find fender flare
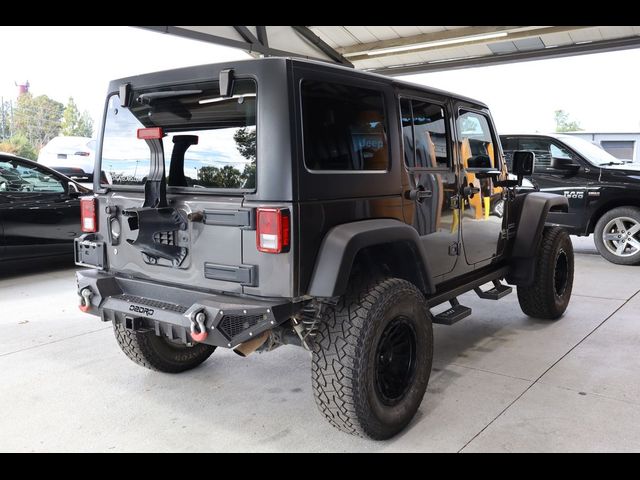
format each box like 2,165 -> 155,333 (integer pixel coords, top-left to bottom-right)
307,219 -> 435,298
507,192 -> 569,286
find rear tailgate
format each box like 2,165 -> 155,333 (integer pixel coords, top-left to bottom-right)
98,192 -> 248,295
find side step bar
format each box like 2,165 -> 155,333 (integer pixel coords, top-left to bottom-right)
433,298 -> 472,325
431,279 -> 512,326
474,280 -> 512,300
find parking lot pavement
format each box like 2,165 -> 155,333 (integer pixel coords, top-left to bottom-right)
1,253 -> 639,452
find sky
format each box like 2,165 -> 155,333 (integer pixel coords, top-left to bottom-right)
2,26 -> 640,136
401,48 -> 640,134
0,26 -> 250,128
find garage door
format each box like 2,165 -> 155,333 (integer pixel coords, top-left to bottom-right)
600,140 -> 634,160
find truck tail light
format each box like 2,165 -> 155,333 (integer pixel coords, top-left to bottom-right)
80,197 -> 97,233
256,208 -> 290,253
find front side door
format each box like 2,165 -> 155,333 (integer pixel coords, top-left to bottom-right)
400,96 -> 459,278
456,108 -> 507,266
0,158 -> 78,259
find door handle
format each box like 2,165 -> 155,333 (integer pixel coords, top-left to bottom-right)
405,188 -> 433,203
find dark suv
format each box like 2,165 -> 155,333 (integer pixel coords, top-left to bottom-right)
501,134 -> 640,265
75,58 -> 573,439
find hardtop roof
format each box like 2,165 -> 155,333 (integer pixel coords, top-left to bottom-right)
107,57 -> 488,109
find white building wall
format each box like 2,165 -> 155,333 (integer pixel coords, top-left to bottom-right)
565,132 -> 640,163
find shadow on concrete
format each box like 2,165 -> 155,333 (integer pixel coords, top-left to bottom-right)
0,256 -> 75,279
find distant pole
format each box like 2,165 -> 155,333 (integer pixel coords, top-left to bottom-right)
9,99 -> 13,137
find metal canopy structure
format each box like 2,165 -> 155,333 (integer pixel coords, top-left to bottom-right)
140,26 -> 640,75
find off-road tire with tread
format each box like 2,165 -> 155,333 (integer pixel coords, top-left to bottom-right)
113,321 -> 215,373
517,227 -> 574,320
311,277 -> 433,440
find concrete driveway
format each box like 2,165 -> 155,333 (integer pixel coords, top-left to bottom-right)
1,237 -> 639,452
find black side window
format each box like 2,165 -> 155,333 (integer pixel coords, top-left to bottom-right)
401,98 -> 450,169
457,111 -> 499,170
301,80 -> 388,171
520,138 -> 554,168
0,160 -> 64,193
500,137 -> 519,170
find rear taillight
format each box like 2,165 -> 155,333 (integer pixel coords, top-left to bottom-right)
80,197 -> 97,233
256,208 -> 290,254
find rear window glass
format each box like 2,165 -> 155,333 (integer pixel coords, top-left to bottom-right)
100,79 -> 257,189
301,80 -> 389,171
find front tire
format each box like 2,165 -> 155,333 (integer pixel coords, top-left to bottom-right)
594,206 -> 640,265
517,227 -> 574,320
113,321 -> 215,373
312,278 -> 433,440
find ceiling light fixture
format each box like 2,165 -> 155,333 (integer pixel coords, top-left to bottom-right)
364,31 -> 509,56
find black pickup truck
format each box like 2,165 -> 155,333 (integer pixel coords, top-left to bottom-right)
501,133 -> 640,265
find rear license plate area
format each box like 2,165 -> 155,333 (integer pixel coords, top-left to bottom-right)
74,236 -> 105,268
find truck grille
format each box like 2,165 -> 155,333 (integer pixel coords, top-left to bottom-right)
219,314 -> 264,339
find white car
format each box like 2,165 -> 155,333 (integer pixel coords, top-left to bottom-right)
38,136 -> 96,181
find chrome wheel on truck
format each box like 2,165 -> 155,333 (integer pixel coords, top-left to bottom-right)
595,207 -> 640,266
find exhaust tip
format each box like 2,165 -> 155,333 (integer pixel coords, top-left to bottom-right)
233,331 -> 270,357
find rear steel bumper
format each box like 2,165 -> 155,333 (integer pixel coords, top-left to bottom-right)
76,269 -> 301,348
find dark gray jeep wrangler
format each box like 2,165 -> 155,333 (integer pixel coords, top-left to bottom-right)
76,57 -> 573,439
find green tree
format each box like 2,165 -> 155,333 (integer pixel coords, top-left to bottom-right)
241,163 -> 256,189
554,109 -> 583,133
0,99 -> 12,141
61,97 -> 93,137
234,127 -> 256,188
233,127 -> 256,161
197,165 -> 242,188
13,93 -> 64,150
0,133 -> 38,160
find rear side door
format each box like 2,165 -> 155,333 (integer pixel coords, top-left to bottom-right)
399,94 -> 459,278
0,158 -> 79,259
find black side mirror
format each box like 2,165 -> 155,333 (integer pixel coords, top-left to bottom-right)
512,151 -> 534,176
510,150 -> 535,187
551,156 -> 581,172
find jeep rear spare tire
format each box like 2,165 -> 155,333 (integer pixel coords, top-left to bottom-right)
114,321 -> 216,373
312,278 -> 433,440
517,227 -> 574,320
